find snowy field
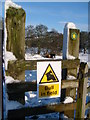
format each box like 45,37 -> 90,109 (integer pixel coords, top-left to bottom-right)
3,52 -> 90,119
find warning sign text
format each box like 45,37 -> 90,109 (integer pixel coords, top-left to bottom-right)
39,83 -> 59,98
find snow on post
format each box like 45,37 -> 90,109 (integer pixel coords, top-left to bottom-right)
63,22 -> 80,60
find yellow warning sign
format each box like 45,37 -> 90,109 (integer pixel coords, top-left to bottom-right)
39,64 -> 59,84
37,61 -> 61,99
39,84 -> 59,98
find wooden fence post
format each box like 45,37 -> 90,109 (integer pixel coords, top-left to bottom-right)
6,7 -> 26,59
62,22 -> 80,99
60,22 -> 80,118
76,62 -> 88,118
5,0 -> 26,106
5,0 -> 26,80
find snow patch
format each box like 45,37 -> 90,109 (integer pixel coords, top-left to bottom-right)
25,53 -> 62,60
79,53 -> 88,62
25,53 -> 44,60
68,54 -> 76,59
55,55 -> 62,59
67,75 -> 76,80
25,91 -> 36,105
79,52 -> 90,68
63,115 -> 68,118
4,51 -> 17,70
30,93 -> 36,98
5,0 -> 21,12
33,54 -> 44,58
5,76 -> 20,84
88,62 -> 90,68
29,73 -> 32,76
63,97 -> 73,104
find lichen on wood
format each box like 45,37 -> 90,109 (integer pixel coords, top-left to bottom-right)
6,7 -> 26,59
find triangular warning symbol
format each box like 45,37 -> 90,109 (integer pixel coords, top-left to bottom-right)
39,64 -> 59,84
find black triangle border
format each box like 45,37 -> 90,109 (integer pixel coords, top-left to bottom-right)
39,63 -> 59,84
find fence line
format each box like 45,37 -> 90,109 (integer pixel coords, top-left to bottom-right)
6,61 -> 89,119
8,102 -> 77,119
7,79 -> 79,94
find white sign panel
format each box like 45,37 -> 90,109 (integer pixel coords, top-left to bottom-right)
37,61 -> 61,99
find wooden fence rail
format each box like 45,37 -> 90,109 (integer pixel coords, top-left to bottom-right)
6,59 -> 80,80
6,61 -> 89,119
8,102 -> 77,119
7,79 -> 79,94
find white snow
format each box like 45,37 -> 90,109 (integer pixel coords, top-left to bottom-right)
25,53 -> 44,60
63,96 -> 73,104
25,53 -> 62,60
68,55 -> 76,59
25,51 -> 89,64
5,0 -> 21,11
79,52 -> 90,68
87,79 -> 90,88
63,22 -> 76,60
67,75 -> 76,80
55,55 -> 62,59
29,73 -> 32,76
4,51 -> 17,70
25,91 -> 37,105
63,115 -> 68,118
5,76 -> 20,84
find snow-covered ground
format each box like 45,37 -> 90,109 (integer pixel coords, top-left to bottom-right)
25,53 -> 62,60
79,52 -> 90,68
25,51 -> 89,64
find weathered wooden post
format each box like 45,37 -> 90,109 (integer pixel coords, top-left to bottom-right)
5,0 -> 26,80
76,62 -> 88,118
63,22 -> 80,59
5,0 -> 26,59
5,0 -> 26,105
60,22 -> 80,118
62,22 -> 80,98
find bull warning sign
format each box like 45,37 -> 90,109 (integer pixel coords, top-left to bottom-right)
37,61 -> 61,99
39,64 -> 59,84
